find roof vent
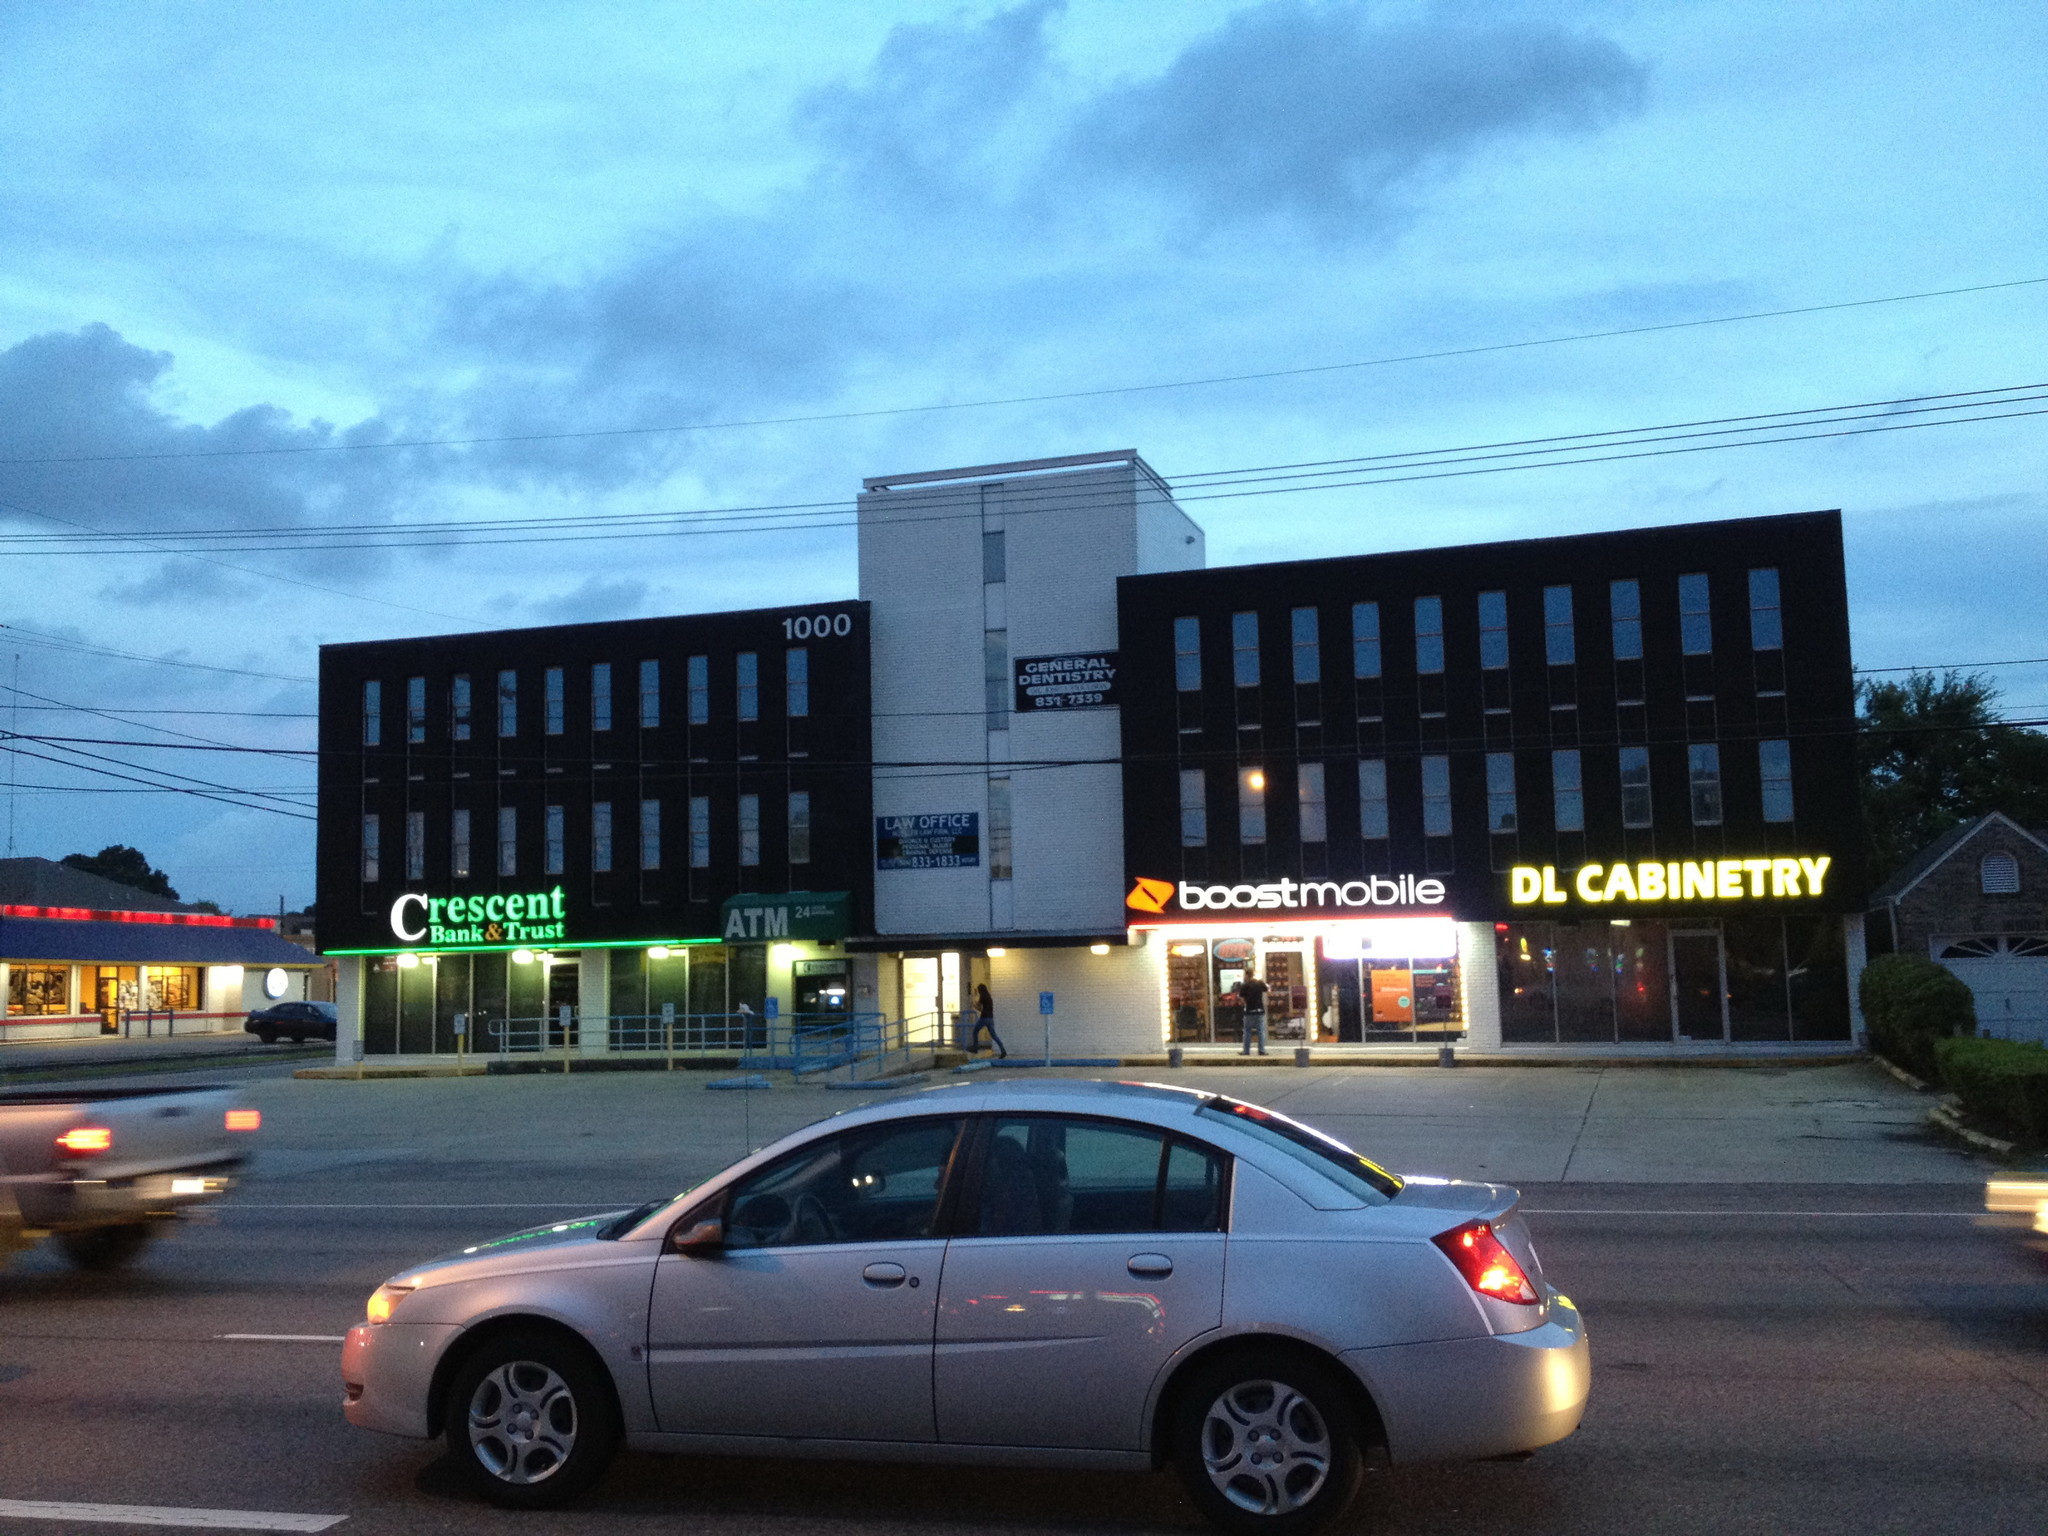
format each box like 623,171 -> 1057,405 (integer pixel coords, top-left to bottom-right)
1982,852 -> 2021,895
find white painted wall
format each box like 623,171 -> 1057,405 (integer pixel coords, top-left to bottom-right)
982,938 -> 1166,1058
1456,923 -> 1503,1049
334,955 -> 362,1064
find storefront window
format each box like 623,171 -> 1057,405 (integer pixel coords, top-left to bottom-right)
7,963 -> 71,1015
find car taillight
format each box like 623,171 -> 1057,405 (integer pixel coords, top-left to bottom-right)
225,1109 -> 261,1132
1432,1219 -> 1539,1305
56,1126 -> 113,1156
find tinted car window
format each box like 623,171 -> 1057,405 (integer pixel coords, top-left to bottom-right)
976,1116 -> 1227,1236
1198,1098 -> 1403,1204
724,1117 -> 962,1249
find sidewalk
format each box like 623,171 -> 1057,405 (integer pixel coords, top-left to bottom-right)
0,1028 -> 325,1080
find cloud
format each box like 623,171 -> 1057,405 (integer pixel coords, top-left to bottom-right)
521,574 -> 654,626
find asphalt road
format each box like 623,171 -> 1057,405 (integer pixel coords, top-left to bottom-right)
3,1058 -> 2045,1535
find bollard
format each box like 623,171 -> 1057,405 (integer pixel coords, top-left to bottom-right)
1294,1046 -> 1312,1068
1167,1045 -> 1185,1069
1438,1044 -> 1456,1068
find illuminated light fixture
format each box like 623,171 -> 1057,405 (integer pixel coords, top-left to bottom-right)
1610,918 -> 1632,927
1246,770 -> 1266,791
511,948 -> 537,965
1170,943 -> 1206,957
263,967 -> 289,999
225,1109 -> 262,1132
771,943 -> 795,961
1090,943 -> 1111,956
986,947 -> 1007,958
647,946 -> 671,960
395,952 -> 420,969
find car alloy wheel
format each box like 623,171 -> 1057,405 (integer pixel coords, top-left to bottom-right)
1202,1379 -> 1332,1515
1172,1354 -> 1363,1535
469,1359 -> 577,1485
445,1330 -> 618,1509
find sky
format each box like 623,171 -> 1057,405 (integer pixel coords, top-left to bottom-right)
0,0 -> 2042,913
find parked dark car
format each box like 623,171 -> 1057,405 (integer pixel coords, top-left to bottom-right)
245,1000 -> 337,1044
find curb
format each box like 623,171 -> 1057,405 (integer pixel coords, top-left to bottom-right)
295,1063 -> 489,1080
1870,1055 -> 1930,1093
1928,1101 -> 2018,1159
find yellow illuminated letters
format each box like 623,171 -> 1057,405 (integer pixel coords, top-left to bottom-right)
1508,857 -> 1832,907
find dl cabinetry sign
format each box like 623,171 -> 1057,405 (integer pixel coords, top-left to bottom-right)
1013,652 -> 1118,711
877,813 -> 979,870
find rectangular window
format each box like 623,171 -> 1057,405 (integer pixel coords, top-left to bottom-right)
640,798 -> 662,871
496,670 -> 517,737
360,813 -> 380,881
1291,607 -> 1321,684
591,801 -> 612,873
451,808 -> 472,878
451,674 -> 472,741
1238,766 -> 1266,844
1679,573 -> 1712,654
591,663 -> 612,732
1610,579 -> 1643,661
689,795 -> 710,868
786,647 -> 809,718
788,790 -> 811,864
1421,755 -> 1452,837
984,630 -> 1008,716
1749,567 -> 1783,650
982,528 -> 1006,584
1174,617 -> 1202,692
545,804 -> 565,874
736,653 -> 759,721
639,659 -> 660,728
1552,749 -> 1585,832
544,667 -> 565,735
1544,585 -> 1576,665
1231,612 -> 1260,687
405,810 -> 425,880
1298,762 -> 1327,843
1485,752 -> 1517,833
1688,742 -> 1724,826
1619,746 -> 1653,828
1358,760 -> 1389,840
1478,591 -> 1508,670
1759,739 -> 1795,822
738,794 -> 760,866
1414,596 -> 1444,674
1351,601 -> 1382,678
497,806 -> 517,876
687,655 -> 709,724
988,777 -> 1013,879
1179,768 -> 1207,847
406,677 -> 426,744
361,680 -> 382,747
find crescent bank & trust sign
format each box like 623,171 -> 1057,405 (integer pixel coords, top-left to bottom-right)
1126,874 -> 1448,919
388,887 -> 569,949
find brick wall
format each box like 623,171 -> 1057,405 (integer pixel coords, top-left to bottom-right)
1892,821 -> 2048,956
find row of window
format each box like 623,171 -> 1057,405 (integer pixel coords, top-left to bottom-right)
1175,569 -> 1784,689
1177,740 -> 1798,846
361,792 -> 813,882
361,649 -> 814,747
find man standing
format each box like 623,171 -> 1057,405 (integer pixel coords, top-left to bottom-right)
1236,969 -> 1269,1057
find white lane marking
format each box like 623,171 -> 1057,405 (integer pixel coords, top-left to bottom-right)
1523,1208 -> 1976,1217
0,1499 -> 344,1531
223,1202 -> 608,1209
216,1334 -> 346,1343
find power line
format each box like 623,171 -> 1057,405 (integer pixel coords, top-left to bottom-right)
1854,657 -> 2048,674
0,623 -> 313,683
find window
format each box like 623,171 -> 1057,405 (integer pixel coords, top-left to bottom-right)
982,529 -> 1006,584
360,813 -> 380,881
451,674 -> 472,741
592,801 -> 612,873
640,799 -> 662,870
1197,1098 -> 1400,1202
361,681 -> 382,747
1749,567 -> 1782,650
1679,573 -> 1712,654
451,809 -> 471,878
405,810 -> 425,880
1552,749 -> 1585,832
1414,596 -> 1444,673
536,805 -> 560,875
1759,739 -> 1794,823
544,667 -> 565,735
689,796 -> 710,868
786,648 -> 809,718
983,630 -> 1008,716
406,677 -> 426,744
1478,591 -> 1508,670
1688,743 -> 1723,825
1544,585 -> 1576,665
1238,766 -> 1267,844
988,777 -> 1013,879
1298,762 -> 1327,843
687,655 -> 709,724
1174,617 -> 1202,691
788,791 -> 811,864
736,653 -> 758,721
1179,768 -> 1207,847
1291,607 -> 1321,684
639,659 -> 660,728
1486,753 -> 1517,833
1619,746 -> 1652,828
1421,754 -> 1452,837
1351,602 -> 1382,678
497,806 -> 517,875
1610,579 -> 1643,661
738,794 -> 760,866
974,1117 -> 1226,1236
8,963 -> 73,1017
1232,612 -> 1260,687
1358,759 -> 1389,840
723,1118 -> 964,1249
591,663 -> 612,732
1982,853 -> 2021,895
496,670 -> 517,737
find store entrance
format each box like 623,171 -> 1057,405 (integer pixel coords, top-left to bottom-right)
546,958 -> 580,1047
1670,931 -> 1727,1041
900,952 -> 961,1035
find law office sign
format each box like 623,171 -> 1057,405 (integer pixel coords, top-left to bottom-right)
877,813 -> 980,869
1507,856 -> 1833,908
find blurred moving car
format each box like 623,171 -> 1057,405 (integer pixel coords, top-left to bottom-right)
1984,1177 -> 2048,1260
343,1081 -> 1589,1534
244,1000 -> 337,1044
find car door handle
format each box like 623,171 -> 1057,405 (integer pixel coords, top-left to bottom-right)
862,1262 -> 907,1287
1128,1253 -> 1173,1278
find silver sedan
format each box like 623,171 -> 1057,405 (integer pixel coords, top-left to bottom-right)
343,1080 -> 1589,1533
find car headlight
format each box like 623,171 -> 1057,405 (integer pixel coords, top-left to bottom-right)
365,1283 -> 416,1324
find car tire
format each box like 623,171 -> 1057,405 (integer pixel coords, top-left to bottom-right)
1170,1352 -> 1365,1536
255,1032 -> 277,1045
444,1330 -> 620,1510
55,1223 -> 156,1271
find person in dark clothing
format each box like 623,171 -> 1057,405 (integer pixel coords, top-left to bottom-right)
1236,970 -> 1269,1056
971,982 -> 1006,1058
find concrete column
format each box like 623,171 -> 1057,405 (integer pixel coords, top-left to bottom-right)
0,961 -> 10,1019
334,956 -> 363,1065
1843,913 -> 1868,1047
1458,922 -> 1503,1050
579,949 -> 610,1055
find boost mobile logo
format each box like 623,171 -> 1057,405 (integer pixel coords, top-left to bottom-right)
1125,878 -> 1175,914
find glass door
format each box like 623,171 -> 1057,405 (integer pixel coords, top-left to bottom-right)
1669,930 -> 1727,1042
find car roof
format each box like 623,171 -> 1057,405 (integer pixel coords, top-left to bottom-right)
821,1077 -> 1212,1131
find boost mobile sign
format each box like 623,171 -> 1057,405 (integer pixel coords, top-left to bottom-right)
1127,874 -> 1447,918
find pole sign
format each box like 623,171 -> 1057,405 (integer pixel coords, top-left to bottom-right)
1013,652 -> 1119,712
877,813 -> 980,870
1039,991 -> 1055,1015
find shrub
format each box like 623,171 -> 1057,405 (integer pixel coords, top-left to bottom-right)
1859,952 -> 1977,1081
1934,1036 -> 2048,1145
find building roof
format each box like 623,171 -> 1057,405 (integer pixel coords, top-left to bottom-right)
0,915 -> 316,967
0,857 -> 200,914
1870,812 -> 2048,905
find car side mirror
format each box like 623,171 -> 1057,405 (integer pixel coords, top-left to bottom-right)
672,1217 -> 726,1256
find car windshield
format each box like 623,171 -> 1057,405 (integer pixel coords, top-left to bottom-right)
1197,1097 -> 1403,1203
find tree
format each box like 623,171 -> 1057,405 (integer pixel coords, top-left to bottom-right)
60,845 -> 179,901
1859,671 -> 2048,883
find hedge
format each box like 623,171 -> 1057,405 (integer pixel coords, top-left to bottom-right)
1859,952 -> 1976,1082
1934,1036 -> 2048,1146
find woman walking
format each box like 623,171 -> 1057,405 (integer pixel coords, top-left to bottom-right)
971,982 -> 1006,1058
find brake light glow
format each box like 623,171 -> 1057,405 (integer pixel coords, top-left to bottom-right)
56,1126 -> 113,1155
225,1109 -> 261,1132
1432,1220 -> 1540,1304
